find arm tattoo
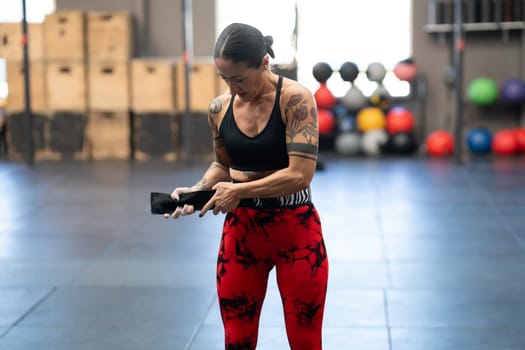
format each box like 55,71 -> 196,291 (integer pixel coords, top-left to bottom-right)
287,142 -> 318,155
209,98 -> 222,114
208,114 -> 222,148
288,153 -> 317,161
194,177 -> 209,190
285,93 -> 318,144
193,162 -> 228,190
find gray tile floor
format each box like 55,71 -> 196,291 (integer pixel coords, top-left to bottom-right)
1,155 -> 525,349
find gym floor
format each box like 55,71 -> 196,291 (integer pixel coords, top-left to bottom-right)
1,155 -> 525,350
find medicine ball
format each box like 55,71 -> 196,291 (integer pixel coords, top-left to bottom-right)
466,127 -> 492,154
393,58 -> 418,82
339,61 -> 359,83
317,109 -> 336,135
500,78 -> 525,105
468,77 -> 498,106
426,130 -> 454,156
369,85 -> 391,111
382,132 -> 418,155
366,62 -> 387,83
514,127 -> 525,152
357,107 -> 385,132
314,83 -> 336,109
492,129 -> 518,155
361,129 -> 388,156
341,85 -> 367,111
334,132 -> 361,156
337,114 -> 357,133
312,62 -> 333,83
385,106 -> 415,134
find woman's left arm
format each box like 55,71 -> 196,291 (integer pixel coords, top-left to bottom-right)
235,83 -> 319,196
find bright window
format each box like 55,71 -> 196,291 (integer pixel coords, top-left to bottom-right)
216,0 -> 412,97
0,0 -> 55,100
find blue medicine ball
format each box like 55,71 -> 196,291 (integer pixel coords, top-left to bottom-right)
467,128 -> 492,153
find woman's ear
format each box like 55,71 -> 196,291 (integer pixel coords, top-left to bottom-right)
261,54 -> 270,71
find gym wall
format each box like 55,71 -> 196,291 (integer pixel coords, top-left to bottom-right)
55,0 -> 216,58
412,0 -> 525,136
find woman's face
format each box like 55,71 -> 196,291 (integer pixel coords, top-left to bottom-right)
214,57 -> 263,101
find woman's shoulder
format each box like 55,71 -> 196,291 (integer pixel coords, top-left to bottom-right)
209,92 -> 232,116
208,91 -> 233,130
279,76 -> 315,105
280,77 -> 313,96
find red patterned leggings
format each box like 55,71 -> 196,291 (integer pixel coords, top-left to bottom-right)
216,203 -> 329,350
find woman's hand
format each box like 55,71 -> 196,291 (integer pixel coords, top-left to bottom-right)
200,182 -> 240,217
164,187 -> 195,219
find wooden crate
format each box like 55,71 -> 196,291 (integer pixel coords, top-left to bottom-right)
131,59 -> 175,113
86,111 -> 130,159
44,10 -> 86,61
0,22 -> 44,61
87,11 -> 133,61
48,111 -> 88,160
175,112 -> 213,161
6,60 -> 47,113
88,61 -> 130,111
46,61 -> 87,112
6,112 -> 48,160
175,59 -> 223,113
133,112 -> 178,160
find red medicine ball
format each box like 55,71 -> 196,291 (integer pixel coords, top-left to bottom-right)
492,129 -> 519,155
386,107 -> 415,134
317,109 -> 336,135
314,83 -> 337,109
426,130 -> 454,156
514,128 -> 525,152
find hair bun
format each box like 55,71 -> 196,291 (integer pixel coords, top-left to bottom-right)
264,35 -> 274,46
263,35 -> 275,58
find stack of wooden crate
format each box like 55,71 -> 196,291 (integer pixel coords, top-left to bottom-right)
173,58 -> 229,159
129,57 -> 228,160
1,9 -> 228,162
0,21 -> 48,159
44,10 -> 89,160
130,58 -> 178,160
86,11 -> 133,160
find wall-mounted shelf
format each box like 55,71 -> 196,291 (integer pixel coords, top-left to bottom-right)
424,21 -> 525,33
426,0 -> 525,33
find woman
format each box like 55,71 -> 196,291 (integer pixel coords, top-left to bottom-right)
166,22 -> 328,349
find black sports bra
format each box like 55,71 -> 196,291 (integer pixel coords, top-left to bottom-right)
219,76 -> 288,172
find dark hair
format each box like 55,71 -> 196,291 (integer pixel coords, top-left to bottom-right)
213,23 -> 275,68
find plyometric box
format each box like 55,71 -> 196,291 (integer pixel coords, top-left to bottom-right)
48,112 -> 88,159
7,112 -> 88,161
6,112 -> 47,160
6,60 -> 47,113
87,11 -> 133,61
88,61 -> 130,111
175,59 -> 226,113
44,10 -> 86,61
176,112 -> 213,160
0,22 -> 44,61
131,59 -> 176,113
133,112 -> 178,161
86,111 -> 130,160
46,61 -> 87,112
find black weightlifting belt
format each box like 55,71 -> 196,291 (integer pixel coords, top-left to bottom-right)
150,187 -> 312,214
150,190 -> 215,214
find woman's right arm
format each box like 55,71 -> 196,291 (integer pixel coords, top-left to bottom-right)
192,95 -> 231,190
166,96 -> 231,219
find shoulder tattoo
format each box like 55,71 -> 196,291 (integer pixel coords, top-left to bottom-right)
209,98 -> 222,114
